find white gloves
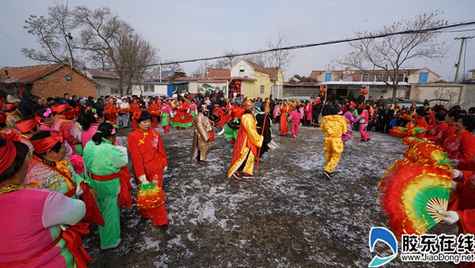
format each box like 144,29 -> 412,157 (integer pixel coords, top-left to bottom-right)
451,159 -> 460,167
138,174 -> 149,184
452,169 -> 463,179
441,211 -> 460,224
75,184 -> 84,196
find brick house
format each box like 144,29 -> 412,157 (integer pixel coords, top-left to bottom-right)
0,64 -> 97,98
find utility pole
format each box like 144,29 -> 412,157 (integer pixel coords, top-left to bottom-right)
454,36 -> 475,82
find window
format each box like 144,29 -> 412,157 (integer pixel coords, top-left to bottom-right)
239,65 -> 245,73
419,72 -> 429,84
362,73 -> 369,81
324,72 -> 332,81
144,84 -> 154,92
397,73 -> 404,82
64,74 -> 72,81
376,73 -> 385,82
260,85 -> 265,94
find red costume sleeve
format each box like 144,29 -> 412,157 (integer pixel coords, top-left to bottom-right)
457,209 -> 475,234
449,172 -> 475,234
127,131 -> 146,178
460,131 -> 475,162
416,116 -> 429,129
155,130 -> 168,167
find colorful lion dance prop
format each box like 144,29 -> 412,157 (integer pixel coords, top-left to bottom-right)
380,163 -> 452,237
404,142 -> 452,169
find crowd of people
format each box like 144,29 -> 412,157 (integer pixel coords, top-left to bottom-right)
0,88 -> 474,267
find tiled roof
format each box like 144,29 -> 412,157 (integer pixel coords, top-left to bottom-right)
244,60 -> 280,81
206,68 -> 230,79
87,69 -> 119,79
0,64 -> 63,83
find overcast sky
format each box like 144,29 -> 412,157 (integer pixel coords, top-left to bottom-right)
1,0 -> 474,80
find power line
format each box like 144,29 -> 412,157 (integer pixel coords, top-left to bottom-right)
435,28 -> 475,33
147,20 -> 475,68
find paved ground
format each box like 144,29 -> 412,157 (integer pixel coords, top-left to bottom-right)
86,125 -> 454,267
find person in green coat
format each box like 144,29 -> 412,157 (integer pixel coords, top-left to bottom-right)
83,122 -> 128,250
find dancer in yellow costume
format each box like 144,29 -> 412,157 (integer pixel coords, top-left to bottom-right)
227,99 -> 263,180
320,103 -> 347,179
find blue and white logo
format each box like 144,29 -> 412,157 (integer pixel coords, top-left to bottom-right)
368,227 -> 398,267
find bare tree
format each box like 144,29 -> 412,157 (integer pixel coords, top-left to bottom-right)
117,32 -> 156,94
207,50 -> 237,69
243,54 -> 267,67
265,33 -> 292,70
339,12 -> 447,102
22,4 -> 78,66
73,6 -> 130,95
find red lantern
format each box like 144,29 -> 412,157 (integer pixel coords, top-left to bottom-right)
360,87 -> 369,96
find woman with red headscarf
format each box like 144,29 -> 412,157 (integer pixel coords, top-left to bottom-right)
26,131 -> 83,197
0,138 -> 90,268
51,104 -> 82,155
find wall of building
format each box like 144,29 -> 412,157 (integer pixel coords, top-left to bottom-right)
410,84 -> 462,106
32,66 -> 96,97
283,86 -> 319,98
188,82 -> 199,94
95,78 -> 121,96
231,60 -> 255,79
241,72 -> 272,99
461,84 -> 475,109
407,70 -> 439,84
154,84 -> 168,96
194,82 -> 228,94
369,87 -> 409,99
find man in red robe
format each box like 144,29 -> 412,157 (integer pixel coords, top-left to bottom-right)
127,112 -> 169,228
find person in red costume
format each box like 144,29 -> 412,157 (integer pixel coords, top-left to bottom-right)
427,110 -> 449,145
130,99 -> 142,130
51,104 -> 82,155
127,111 -> 169,228
148,98 -> 161,129
443,108 -> 466,159
444,115 -> 475,250
171,98 -> 193,129
104,98 -> 119,125
458,115 -> 475,166
414,107 -> 429,129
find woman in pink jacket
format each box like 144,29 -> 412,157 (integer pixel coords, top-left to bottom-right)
358,105 -> 370,142
0,138 -> 88,268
